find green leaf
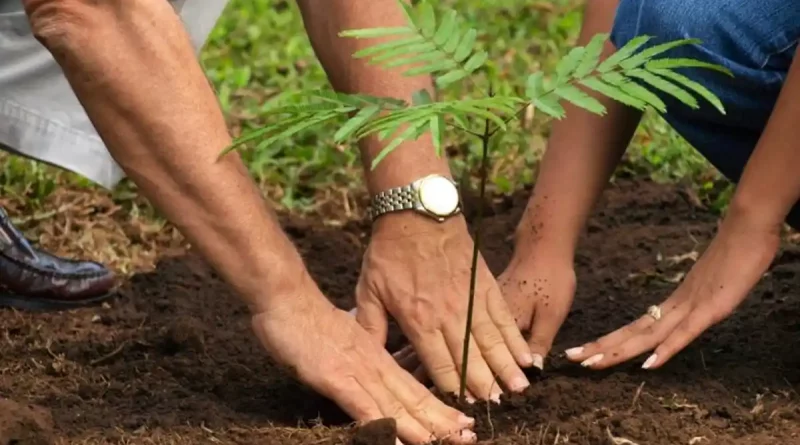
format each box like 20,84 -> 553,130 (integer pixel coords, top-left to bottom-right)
430,115 -> 444,156
620,38 -> 701,69
626,69 -> 698,109
442,26 -> 462,53
555,46 -> 585,82
554,85 -> 606,115
533,93 -> 566,119
451,103 -> 507,129
615,80 -> 667,113
334,105 -> 382,142
453,28 -> 477,62
433,10 -> 458,46
339,27 -> 414,39
435,69 -> 470,87
574,33 -> 608,78
412,88 -> 434,105
371,119 -> 429,169
370,42 -> 437,63
525,72 -> 545,98
580,77 -> 648,109
653,68 -> 726,114
397,0 -> 416,26
464,50 -> 488,72
451,113 -> 471,132
353,35 -> 426,58
597,35 -> 652,72
254,112 -> 340,152
384,50 -> 444,68
417,2 -> 437,37
644,58 -> 733,77
404,59 -> 458,76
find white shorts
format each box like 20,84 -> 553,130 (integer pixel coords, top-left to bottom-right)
0,0 -> 229,189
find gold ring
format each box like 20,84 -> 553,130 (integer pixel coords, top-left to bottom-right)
646,305 -> 662,321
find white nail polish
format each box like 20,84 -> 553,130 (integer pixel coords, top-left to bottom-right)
461,430 -> 477,442
565,347 -> 584,358
642,353 -> 658,369
532,354 -> 544,370
581,353 -> 604,367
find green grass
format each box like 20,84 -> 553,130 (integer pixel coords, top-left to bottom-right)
1,0 -> 724,214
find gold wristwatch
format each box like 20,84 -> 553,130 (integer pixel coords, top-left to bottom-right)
366,174 -> 462,222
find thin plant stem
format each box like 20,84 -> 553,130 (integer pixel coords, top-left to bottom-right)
458,114 -> 492,402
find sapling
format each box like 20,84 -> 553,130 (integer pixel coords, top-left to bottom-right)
221,0 -> 730,402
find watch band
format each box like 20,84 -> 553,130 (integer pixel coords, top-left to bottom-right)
367,185 -> 416,221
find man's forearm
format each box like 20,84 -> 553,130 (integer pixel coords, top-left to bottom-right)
513,0 -> 640,261
23,0 -> 307,311
728,46 -> 800,229
297,0 -> 453,201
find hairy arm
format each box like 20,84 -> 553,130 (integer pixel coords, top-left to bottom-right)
21,0 -> 305,311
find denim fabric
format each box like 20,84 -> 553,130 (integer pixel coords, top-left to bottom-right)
611,0 -> 800,228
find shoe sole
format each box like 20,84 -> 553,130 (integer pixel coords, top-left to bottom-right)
0,292 -> 115,312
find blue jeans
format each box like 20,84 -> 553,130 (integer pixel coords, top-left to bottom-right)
610,0 -> 800,228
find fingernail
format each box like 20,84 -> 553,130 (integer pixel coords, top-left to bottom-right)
395,439 -> 403,445
458,414 -> 475,427
642,353 -> 658,370
581,353 -> 604,367
532,354 -> 544,370
465,393 -> 476,404
510,375 -> 530,392
490,390 -> 502,404
565,347 -> 584,358
520,351 -> 535,366
461,429 -> 477,442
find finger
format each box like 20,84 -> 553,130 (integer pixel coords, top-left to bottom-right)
583,305 -> 690,370
355,292 -> 389,346
646,304 -> 722,370
411,331 -> 462,397
358,367 -> 436,445
379,355 -> 476,443
527,302 -> 569,370
486,286 -> 535,369
325,376 -> 385,424
470,307 -> 530,393
564,314 -> 657,362
442,321 -> 503,402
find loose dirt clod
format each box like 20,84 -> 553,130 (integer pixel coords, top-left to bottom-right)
0,399 -> 54,445
349,418 -> 397,445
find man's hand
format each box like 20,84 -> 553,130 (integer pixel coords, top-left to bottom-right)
354,215 -> 534,402
496,255 -> 576,370
564,208 -> 780,370
253,271 -> 476,445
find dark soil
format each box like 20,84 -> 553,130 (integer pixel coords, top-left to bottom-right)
2,177 -> 800,444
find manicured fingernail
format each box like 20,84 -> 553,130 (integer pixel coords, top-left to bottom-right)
510,376 -> 530,392
521,351 -> 535,366
581,354 -> 604,367
461,429 -> 477,442
490,390 -> 502,404
532,354 -> 544,370
642,353 -> 658,369
395,438 -> 403,445
458,414 -> 474,426
465,393 -> 476,404
565,347 -> 584,358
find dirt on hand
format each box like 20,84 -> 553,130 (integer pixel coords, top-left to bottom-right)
1,177 -> 800,444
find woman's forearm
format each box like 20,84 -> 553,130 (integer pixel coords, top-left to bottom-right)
513,0 -> 641,262
23,0 -> 307,310
728,46 -> 800,230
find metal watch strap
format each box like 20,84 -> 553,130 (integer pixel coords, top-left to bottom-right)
367,185 -> 416,221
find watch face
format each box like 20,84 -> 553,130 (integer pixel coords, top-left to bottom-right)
418,176 -> 459,216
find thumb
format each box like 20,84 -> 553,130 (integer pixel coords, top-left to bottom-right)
355,283 -> 389,346
527,305 -> 568,370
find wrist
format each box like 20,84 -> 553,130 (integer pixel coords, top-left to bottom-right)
510,221 -> 576,268
726,191 -> 788,236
